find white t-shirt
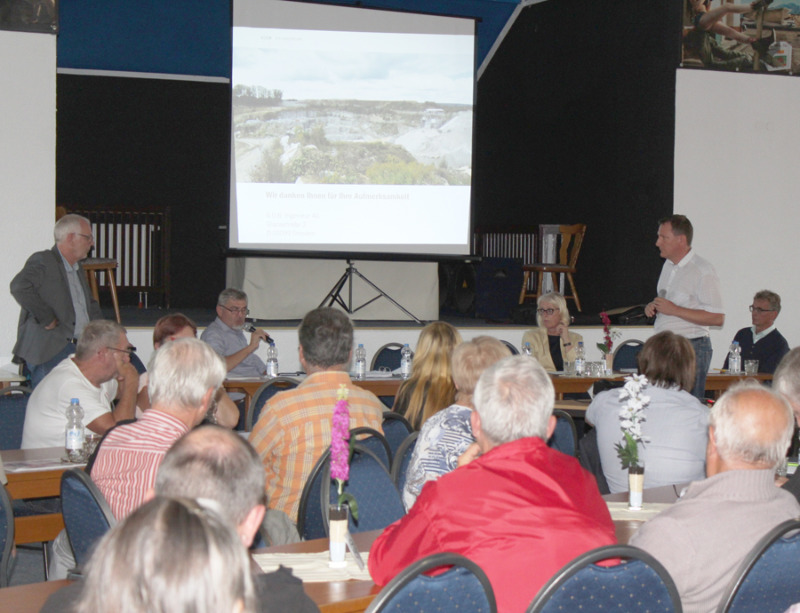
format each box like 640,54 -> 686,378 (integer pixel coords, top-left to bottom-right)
21,356 -> 118,449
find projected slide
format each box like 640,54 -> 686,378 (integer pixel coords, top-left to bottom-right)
230,1 -> 476,256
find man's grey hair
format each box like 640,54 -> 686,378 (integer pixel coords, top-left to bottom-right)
774,347 -> 800,414
155,426 -> 266,526
298,307 -> 353,369
217,288 -> 247,306
54,214 -> 91,243
148,338 -> 226,410
754,289 -> 781,314
75,320 -> 126,361
710,381 -> 794,469
473,355 -> 555,445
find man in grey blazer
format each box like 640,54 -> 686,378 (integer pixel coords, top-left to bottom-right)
10,214 -> 102,387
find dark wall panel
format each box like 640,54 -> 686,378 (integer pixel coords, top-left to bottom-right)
473,0 -> 682,314
56,74 -> 229,308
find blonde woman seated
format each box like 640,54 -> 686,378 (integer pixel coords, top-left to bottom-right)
136,314 -> 238,428
586,331 -> 709,493
402,336 -> 510,510
521,292 -> 582,372
74,496 -> 255,613
392,321 -> 462,430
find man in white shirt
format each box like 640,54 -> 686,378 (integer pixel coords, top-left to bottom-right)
645,214 -> 724,400
21,320 -> 139,449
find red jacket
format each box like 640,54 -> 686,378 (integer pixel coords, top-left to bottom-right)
369,437 -> 616,613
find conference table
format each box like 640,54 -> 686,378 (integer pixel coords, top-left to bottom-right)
2,447 -> 78,544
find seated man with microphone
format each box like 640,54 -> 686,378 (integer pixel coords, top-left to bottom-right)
201,288 -> 272,378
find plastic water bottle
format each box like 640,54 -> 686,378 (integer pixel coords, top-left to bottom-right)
65,398 -> 84,462
266,343 -> 279,377
728,341 -> 742,374
400,344 -> 412,379
574,342 -> 586,376
354,343 -> 367,380
522,342 -> 532,357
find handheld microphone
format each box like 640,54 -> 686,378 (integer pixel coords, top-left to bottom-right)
245,324 -> 274,346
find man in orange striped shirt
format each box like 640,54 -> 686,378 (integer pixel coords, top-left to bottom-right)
249,308 -> 384,526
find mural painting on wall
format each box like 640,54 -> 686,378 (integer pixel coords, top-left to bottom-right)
682,0 -> 800,75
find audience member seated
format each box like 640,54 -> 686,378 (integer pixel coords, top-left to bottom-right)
137,313 -> 238,428
21,320 -> 138,449
521,292 -> 582,372
391,321 -> 462,430
722,290 -> 790,374
774,347 -> 800,502
249,307 -> 384,525
73,497 -> 257,613
369,355 -> 616,613
629,382 -> 800,612
402,336 -> 510,510
48,337 -> 226,579
586,331 -> 709,493
201,287 -> 270,378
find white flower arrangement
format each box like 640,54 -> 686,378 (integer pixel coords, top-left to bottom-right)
615,374 -> 651,470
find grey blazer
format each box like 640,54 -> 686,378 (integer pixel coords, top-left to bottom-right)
10,245 -> 102,365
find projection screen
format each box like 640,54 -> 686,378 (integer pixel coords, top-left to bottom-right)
230,0 -> 477,257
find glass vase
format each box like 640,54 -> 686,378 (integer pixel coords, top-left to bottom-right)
328,504 -> 348,567
628,464 -> 645,510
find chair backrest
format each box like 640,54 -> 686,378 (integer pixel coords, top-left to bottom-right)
322,444 -> 405,535
547,410 -> 578,457
296,449 -> 332,541
365,552 -> 497,613
350,427 -> 392,471
717,519 -> 800,613
0,484 -> 14,587
501,340 -> 520,355
60,468 -> 117,567
613,339 -> 645,371
391,431 -> 419,492
557,223 -> 586,269
370,343 -> 405,371
381,411 -> 414,460
0,387 -> 31,450
526,544 -> 682,613
245,376 -> 300,431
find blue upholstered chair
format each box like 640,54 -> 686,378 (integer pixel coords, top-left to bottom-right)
370,343 -> 405,371
612,339 -> 645,372
0,484 -> 14,587
350,427 -> 392,471
547,410 -> 578,457
526,544 -> 682,613
501,340 -> 520,355
296,449 -> 331,541
390,431 -> 419,493
0,386 -> 31,450
60,469 -> 116,568
381,411 -> 413,461
322,444 -> 405,535
365,552 -> 497,613
245,376 -> 300,431
717,518 -> 800,613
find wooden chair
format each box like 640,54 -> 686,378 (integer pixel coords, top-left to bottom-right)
82,258 -> 121,323
519,224 -> 587,311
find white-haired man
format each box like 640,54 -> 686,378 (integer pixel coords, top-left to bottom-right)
11,214 -> 102,387
369,355 -> 615,613
21,319 -> 139,449
630,382 -> 800,612
774,347 -> 800,502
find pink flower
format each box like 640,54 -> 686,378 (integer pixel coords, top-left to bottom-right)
330,386 -> 350,485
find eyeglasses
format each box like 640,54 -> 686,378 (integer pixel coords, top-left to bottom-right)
76,233 -> 94,242
220,305 -> 249,315
537,308 -> 557,316
749,306 -> 776,314
106,345 -> 137,355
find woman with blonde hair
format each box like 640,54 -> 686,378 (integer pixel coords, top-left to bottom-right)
392,321 -> 462,430
74,496 -> 255,613
521,292 -> 582,371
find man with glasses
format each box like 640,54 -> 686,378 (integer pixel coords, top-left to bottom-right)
722,290 -> 789,374
201,288 -> 270,377
21,320 -> 139,449
10,214 -> 103,387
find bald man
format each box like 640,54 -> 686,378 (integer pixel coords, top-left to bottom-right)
630,383 -> 799,613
